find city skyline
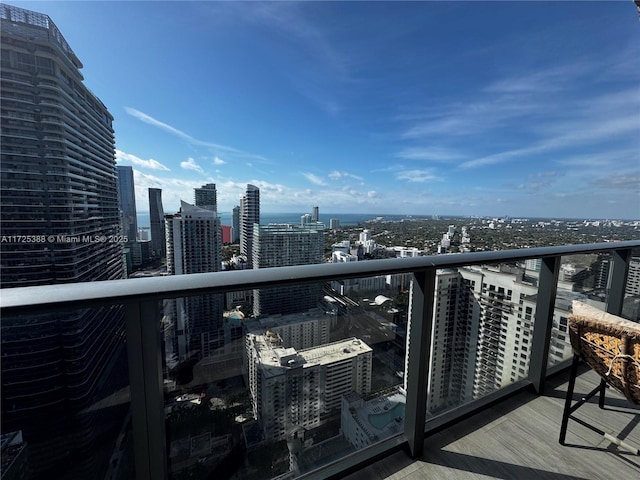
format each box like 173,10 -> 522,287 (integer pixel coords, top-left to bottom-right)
6,1 -> 640,220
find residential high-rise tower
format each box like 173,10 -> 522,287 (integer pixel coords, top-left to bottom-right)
194,183 -> 217,211
246,335 -> 372,441
0,4 -> 127,477
240,184 -> 260,268
252,223 -> 324,316
165,200 -> 223,361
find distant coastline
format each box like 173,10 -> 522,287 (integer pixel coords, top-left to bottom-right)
136,212 -> 639,229
136,212 -> 416,229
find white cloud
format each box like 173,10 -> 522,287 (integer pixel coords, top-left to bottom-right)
213,156 -> 226,165
302,172 -> 327,186
115,149 -> 170,171
181,158 -> 205,175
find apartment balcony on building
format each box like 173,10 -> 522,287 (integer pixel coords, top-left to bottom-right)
2,241 -> 639,480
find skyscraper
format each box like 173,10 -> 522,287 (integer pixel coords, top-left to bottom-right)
246,334 -> 372,441
252,223 -> 324,316
414,265 -> 574,416
165,201 -> 223,361
194,183 -> 217,211
311,205 -> 319,222
0,4 -> 127,477
149,187 -> 165,258
232,205 -> 240,243
116,165 -> 138,242
240,184 -> 260,268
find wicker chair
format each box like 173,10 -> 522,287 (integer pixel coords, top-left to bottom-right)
559,301 -> 640,454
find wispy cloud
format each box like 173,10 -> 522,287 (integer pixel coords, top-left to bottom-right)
115,149 -> 170,171
395,169 -> 442,183
395,147 -> 463,162
400,93 -> 545,139
213,156 -> 226,165
591,171 -> 640,190
125,107 -> 269,161
302,172 -> 327,186
555,149 -> 639,168
398,57 -> 639,174
484,63 -> 592,94
328,170 -> 364,182
181,157 -> 205,175
458,105 -> 640,169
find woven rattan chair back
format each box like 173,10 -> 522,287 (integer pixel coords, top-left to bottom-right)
568,313 -> 640,404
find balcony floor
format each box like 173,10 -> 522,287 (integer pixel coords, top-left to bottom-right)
345,365 -> 640,480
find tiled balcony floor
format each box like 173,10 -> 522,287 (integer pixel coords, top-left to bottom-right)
344,365 -> 640,480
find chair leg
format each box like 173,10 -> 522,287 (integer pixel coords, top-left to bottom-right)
598,379 -> 607,409
559,357 -> 639,455
559,354 -> 580,445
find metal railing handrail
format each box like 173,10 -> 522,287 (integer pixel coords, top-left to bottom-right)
1,240 -> 638,313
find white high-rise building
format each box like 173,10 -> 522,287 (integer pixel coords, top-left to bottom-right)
625,256 -> 640,296
165,200 -> 223,360
407,265 -> 575,416
240,184 -> 260,268
525,258 -> 542,272
246,335 -> 372,441
245,308 -> 331,351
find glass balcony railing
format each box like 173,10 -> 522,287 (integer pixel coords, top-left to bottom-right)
1,241 -> 639,480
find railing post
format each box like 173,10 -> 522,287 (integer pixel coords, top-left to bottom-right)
606,248 -> 631,317
529,256 -> 560,394
125,299 -> 168,480
404,268 -> 436,458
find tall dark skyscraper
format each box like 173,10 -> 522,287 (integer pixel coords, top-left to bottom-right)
0,4 -> 128,478
149,187 -> 165,258
116,165 -> 138,242
232,205 -> 240,243
252,223 -> 324,316
240,184 -> 260,268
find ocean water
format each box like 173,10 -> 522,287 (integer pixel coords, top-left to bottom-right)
137,212 -> 419,229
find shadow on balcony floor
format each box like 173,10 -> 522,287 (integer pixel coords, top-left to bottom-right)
344,365 -> 640,480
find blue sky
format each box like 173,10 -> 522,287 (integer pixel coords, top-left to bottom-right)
11,1 -> 640,219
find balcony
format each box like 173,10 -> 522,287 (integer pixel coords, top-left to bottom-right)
1,240 -> 639,480
345,366 -> 640,480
